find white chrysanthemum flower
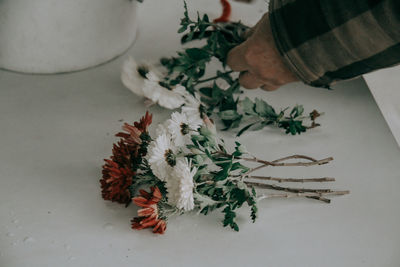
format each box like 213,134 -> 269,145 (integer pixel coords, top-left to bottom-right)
167,111 -> 203,147
181,92 -> 204,126
142,80 -> 186,110
147,133 -> 177,181
167,158 -> 197,211
121,57 -> 162,97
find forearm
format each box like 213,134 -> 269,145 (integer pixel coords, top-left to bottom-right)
269,0 -> 400,88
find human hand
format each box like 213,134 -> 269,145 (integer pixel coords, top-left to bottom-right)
227,13 -> 299,91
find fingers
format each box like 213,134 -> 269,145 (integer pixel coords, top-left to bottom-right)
227,12 -> 284,92
226,43 -> 249,72
261,84 -> 279,91
240,71 -> 281,91
244,13 -> 268,39
244,27 -> 255,39
239,71 -> 263,89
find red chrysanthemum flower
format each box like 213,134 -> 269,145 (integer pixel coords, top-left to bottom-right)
110,140 -> 131,167
100,112 -> 153,205
116,123 -> 142,148
131,186 -> 167,234
116,111 -> 152,158
101,158 -> 134,204
117,111 -> 152,146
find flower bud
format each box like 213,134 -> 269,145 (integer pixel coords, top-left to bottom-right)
190,147 -> 203,155
203,115 -> 216,135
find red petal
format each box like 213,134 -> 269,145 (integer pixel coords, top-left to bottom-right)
115,132 -> 130,139
137,207 -> 156,217
139,189 -> 152,199
151,186 -> 162,201
135,111 -> 153,132
140,217 -> 159,228
133,196 -> 151,207
153,220 -> 167,234
131,217 -> 146,230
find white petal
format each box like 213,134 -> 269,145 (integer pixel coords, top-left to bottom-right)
157,88 -> 185,109
121,57 -> 145,96
181,93 -> 203,126
156,121 -> 169,137
147,133 -> 176,181
167,158 -> 196,211
143,79 -> 162,103
143,81 -> 185,110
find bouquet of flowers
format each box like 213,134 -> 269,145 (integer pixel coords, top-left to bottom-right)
100,111 -> 348,234
121,1 -> 322,137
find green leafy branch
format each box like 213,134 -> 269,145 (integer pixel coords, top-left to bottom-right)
187,126 -> 347,231
160,2 -> 321,135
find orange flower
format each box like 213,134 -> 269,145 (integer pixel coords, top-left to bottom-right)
131,186 -> 167,234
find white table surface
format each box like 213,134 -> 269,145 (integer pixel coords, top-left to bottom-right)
1,1 -> 399,266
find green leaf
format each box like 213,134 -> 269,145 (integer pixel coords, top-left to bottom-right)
214,161 -> 233,181
279,120 -> 307,135
237,122 -> 259,137
252,122 -> 267,131
240,97 -> 257,116
194,193 -> 218,214
199,87 -> 213,97
230,188 -> 248,207
255,98 -> 276,118
218,110 -> 240,121
250,204 -> 258,223
290,105 -> 304,118
178,25 -> 188,33
230,162 -> 250,173
232,141 -> 248,156
251,187 -> 256,197
222,205 -> 239,231
186,48 -> 210,61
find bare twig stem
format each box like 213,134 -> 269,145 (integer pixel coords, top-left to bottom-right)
246,176 -> 335,183
242,155 -> 333,167
306,196 -> 331,203
244,181 -> 348,203
257,191 -> 350,200
272,154 -> 318,163
244,181 -> 332,193
240,155 -> 333,175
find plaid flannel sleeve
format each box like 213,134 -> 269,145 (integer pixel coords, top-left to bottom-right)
268,0 -> 400,88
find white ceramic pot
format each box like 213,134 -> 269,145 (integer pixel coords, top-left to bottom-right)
0,0 -> 138,74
